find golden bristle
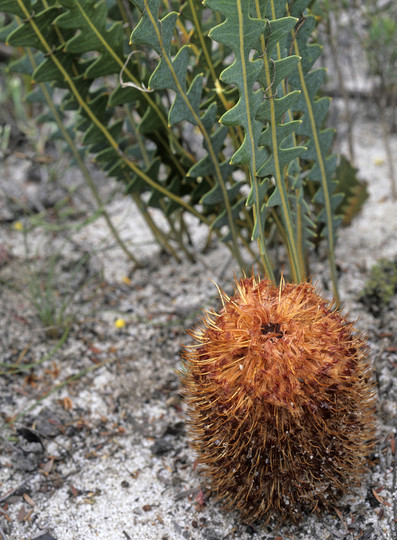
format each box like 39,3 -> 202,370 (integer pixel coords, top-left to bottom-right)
179,276 -> 377,524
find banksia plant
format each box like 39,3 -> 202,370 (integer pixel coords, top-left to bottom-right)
1,1 -> 370,304
180,275 -> 376,523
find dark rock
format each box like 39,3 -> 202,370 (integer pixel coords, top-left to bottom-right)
150,437 -> 174,456
150,422 -> 186,456
17,427 -> 45,450
32,534 -> 58,540
202,528 -> 220,540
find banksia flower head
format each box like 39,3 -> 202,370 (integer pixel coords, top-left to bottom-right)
179,275 -> 376,523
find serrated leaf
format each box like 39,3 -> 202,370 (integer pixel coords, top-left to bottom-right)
32,51 -> 75,83
257,90 -> 301,124
334,155 -> 369,226
207,0 -> 267,171
205,0 -> 306,280
201,180 -> 242,206
0,19 -> 18,42
55,0 -> 124,77
1,0 -> 31,18
6,7 -> 61,52
206,0 -> 269,258
287,9 -> 343,299
130,0 -> 244,262
169,73 -> 203,126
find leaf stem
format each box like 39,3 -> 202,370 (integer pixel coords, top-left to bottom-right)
258,0 -> 301,283
142,0 -> 246,271
24,49 -> 141,266
289,23 -> 340,303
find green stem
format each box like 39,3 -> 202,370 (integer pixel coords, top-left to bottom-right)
15,0 -> 207,226
126,107 -> 184,261
0,327 -> 70,375
133,194 -> 182,262
257,0 -> 301,283
142,0 -> 246,272
187,0 -> 244,152
25,49 -> 141,266
1,357 -> 116,430
289,25 -> 340,303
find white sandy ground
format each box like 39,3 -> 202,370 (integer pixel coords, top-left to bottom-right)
0,114 -> 396,540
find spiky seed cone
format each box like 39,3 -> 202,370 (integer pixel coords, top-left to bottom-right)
179,276 -> 377,524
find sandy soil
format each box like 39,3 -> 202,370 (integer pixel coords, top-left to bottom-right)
0,106 -> 396,540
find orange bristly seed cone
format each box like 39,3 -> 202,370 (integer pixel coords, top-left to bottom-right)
179,276 -> 377,524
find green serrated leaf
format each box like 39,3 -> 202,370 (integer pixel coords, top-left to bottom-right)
257,90 -> 301,124
32,51 -> 74,83
1,0 -> 31,18
55,0 -> 124,77
6,7 -> 61,52
264,16 -> 297,55
0,18 -> 19,42
201,180 -> 242,206
334,156 -> 369,226
169,73 -> 203,126
130,0 -> 245,265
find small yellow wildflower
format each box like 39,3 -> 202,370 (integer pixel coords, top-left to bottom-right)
114,318 -> 126,329
13,221 -> 23,231
374,157 -> 385,166
121,276 -> 132,286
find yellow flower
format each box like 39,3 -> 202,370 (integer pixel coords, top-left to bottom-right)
374,157 -> 385,166
114,318 -> 126,329
13,221 -> 23,231
121,276 -> 132,286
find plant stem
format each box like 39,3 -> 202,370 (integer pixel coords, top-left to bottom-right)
132,193 -> 182,262
0,327 -> 70,374
325,11 -> 355,164
289,23 -> 340,304
379,97 -> 396,201
1,356 -> 116,431
257,0 -> 301,283
24,47 -> 141,267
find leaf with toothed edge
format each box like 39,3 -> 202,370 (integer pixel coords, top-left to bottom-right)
129,0 -> 245,256
286,0 -> 344,298
205,0 -> 306,282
